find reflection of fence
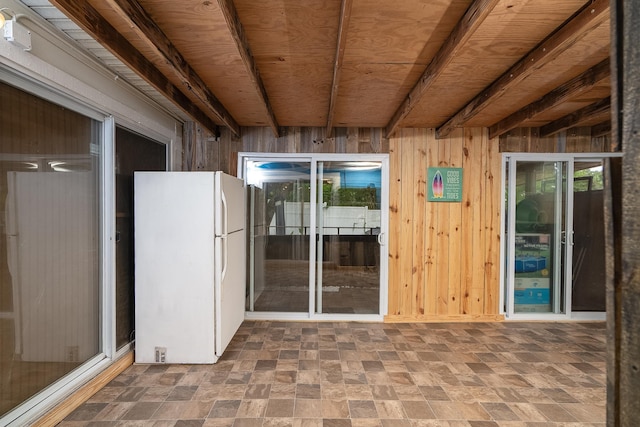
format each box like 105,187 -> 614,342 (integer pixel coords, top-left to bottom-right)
270,226 -> 380,236
264,234 -> 379,267
269,202 -> 381,236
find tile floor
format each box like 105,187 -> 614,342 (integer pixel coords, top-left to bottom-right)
59,321 -> 606,426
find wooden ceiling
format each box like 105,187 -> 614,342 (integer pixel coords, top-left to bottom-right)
48,0 -> 611,139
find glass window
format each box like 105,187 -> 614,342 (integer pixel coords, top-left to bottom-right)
0,81 -> 102,416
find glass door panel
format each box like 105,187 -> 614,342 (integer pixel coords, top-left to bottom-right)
0,81 -> 102,416
115,127 -> 166,350
245,161 -> 311,313
508,160 -> 571,315
315,161 -> 382,314
571,161 -> 606,311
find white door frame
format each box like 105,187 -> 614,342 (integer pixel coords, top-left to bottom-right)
238,152 -> 389,322
500,152 -> 621,321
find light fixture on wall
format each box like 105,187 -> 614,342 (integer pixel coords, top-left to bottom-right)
1,8 -> 32,51
0,8 -> 14,29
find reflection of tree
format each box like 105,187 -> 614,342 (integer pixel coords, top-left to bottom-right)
574,167 -> 604,191
331,186 -> 377,209
264,182 -> 294,232
262,181 -> 380,231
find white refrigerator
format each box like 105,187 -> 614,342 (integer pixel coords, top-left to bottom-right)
134,171 -> 246,364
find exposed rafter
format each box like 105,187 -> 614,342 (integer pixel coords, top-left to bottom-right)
489,58 -> 610,139
437,0 -> 609,139
49,0 -> 230,136
384,0 -> 500,139
217,0 -> 279,138
104,0 -> 240,136
539,96 -> 611,137
326,0 -> 353,137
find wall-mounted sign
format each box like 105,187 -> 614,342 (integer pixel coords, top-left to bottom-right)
427,167 -> 463,202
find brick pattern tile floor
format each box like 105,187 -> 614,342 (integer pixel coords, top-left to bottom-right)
58,321 -> 606,426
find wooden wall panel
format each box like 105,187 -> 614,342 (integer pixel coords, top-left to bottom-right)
469,128 -> 486,314
435,134 -> 451,315
484,132 -> 502,315
385,128 -> 503,322
388,137 -> 401,315
424,135 -> 438,316
499,126 -> 614,153
211,126 -> 388,174
399,131 -> 416,314
460,130 -> 476,315
411,130 -> 427,316
447,131 -> 463,315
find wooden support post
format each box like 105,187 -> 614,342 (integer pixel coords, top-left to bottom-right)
609,0 -> 640,425
605,156 -> 622,426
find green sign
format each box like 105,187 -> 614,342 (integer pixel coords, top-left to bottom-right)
427,167 -> 463,202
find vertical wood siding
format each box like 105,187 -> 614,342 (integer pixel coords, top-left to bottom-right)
385,128 -> 502,322
210,126 -> 388,173
499,126 -> 614,153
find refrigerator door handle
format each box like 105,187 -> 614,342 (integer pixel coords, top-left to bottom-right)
221,234 -> 228,281
220,189 -> 228,281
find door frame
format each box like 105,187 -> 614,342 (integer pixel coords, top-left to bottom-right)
500,152 -> 621,320
238,152 -> 389,322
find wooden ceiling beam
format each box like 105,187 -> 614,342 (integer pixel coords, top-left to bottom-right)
437,0 -> 609,139
384,0 -> 500,139
489,58 -> 610,139
326,0 -> 353,137
539,96 -> 611,137
49,0 -> 226,135
104,0 -> 239,136
217,0 -> 279,137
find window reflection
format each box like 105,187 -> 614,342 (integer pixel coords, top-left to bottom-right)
0,81 -> 101,416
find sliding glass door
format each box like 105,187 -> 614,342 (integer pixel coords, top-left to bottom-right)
503,154 -> 610,319
0,80 -> 103,419
506,159 -> 571,316
242,154 -> 388,320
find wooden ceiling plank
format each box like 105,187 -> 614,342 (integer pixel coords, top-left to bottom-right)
217,0 -> 279,137
437,0 -> 610,139
592,120 -> 612,137
488,58 -> 611,139
102,0 -> 240,136
326,0 -> 353,137
49,0 -> 222,134
539,96 -> 611,137
384,0 -> 500,139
